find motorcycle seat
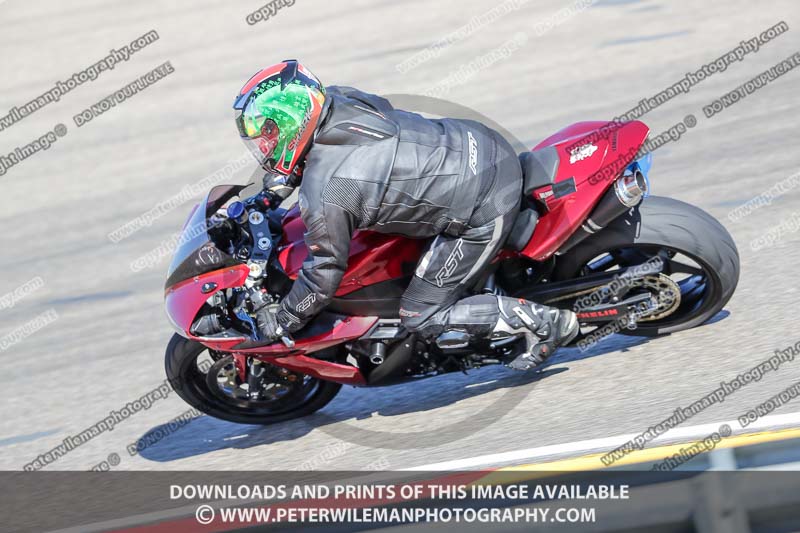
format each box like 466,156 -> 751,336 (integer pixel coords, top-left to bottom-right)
506,207 -> 539,252
519,147 -> 560,195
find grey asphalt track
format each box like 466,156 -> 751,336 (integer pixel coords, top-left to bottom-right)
1,0 -> 799,472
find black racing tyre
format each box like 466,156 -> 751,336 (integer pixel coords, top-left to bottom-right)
554,195 -> 740,336
165,334 -> 342,425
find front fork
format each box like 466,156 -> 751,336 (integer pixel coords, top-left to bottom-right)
246,359 -> 267,400
232,353 -> 302,398
233,353 -> 248,383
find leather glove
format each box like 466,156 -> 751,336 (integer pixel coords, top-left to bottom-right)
255,304 -> 283,341
262,172 -> 295,202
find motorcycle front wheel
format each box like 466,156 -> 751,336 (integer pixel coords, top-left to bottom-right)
165,334 -> 342,425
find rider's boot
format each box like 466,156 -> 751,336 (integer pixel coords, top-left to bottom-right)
494,297 -> 579,370
433,295 -> 579,370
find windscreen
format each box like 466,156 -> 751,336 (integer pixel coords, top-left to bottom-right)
164,184 -> 246,289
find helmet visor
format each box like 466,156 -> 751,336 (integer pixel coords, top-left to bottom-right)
237,107 -> 281,170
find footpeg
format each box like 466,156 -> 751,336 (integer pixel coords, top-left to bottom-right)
435,330 -> 470,350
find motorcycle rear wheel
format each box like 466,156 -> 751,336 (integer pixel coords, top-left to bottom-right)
554,196 -> 740,336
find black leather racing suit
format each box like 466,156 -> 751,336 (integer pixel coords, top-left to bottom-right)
275,86 -> 523,337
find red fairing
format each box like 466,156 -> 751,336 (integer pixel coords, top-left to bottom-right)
257,354 -> 366,385
164,265 -> 250,346
278,205 -> 426,296
520,120 -> 649,260
236,316 -> 377,386
246,316 -> 378,356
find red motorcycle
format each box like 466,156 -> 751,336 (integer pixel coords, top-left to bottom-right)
164,120 -> 739,424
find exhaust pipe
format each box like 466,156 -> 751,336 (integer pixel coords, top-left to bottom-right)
615,169 -> 649,208
558,171 -> 648,255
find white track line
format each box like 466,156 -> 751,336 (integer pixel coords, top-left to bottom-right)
48,412 -> 800,532
405,411 -> 800,471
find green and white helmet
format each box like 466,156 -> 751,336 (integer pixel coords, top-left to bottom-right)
233,60 -> 326,176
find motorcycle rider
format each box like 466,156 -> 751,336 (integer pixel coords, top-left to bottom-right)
233,60 -> 578,370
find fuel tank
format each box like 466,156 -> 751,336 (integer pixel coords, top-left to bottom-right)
277,206 -> 426,296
